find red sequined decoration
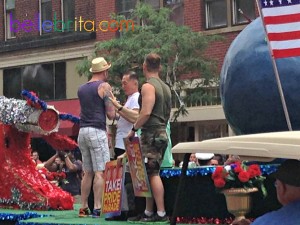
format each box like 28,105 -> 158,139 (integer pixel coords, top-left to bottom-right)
38,109 -> 59,132
175,216 -> 235,224
42,133 -> 78,151
0,124 -> 73,210
25,91 -> 41,109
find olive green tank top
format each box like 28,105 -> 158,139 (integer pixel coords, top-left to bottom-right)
141,77 -> 171,129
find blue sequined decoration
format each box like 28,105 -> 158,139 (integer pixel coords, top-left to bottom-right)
160,164 -> 279,178
21,90 -> 47,111
59,113 -> 80,124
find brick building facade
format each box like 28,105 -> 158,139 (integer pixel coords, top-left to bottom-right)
0,0 -> 258,144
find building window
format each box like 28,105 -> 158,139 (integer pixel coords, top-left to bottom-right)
205,0 -> 227,29
163,0 -> 184,25
3,68 -> 21,99
200,123 -> 228,140
232,0 -> 256,25
144,0 -> 161,9
62,0 -> 75,31
3,62 -> 66,100
116,0 -> 137,38
205,0 -> 256,30
5,0 -> 16,39
116,0 -> 137,18
40,0 -> 53,34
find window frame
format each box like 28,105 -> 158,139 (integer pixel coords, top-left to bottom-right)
116,0 -> 184,36
116,0 -> 138,19
144,0 -> 161,9
205,0 -> 228,30
3,62 -> 66,101
115,0 -> 139,38
163,0 -> 184,25
231,0 -> 256,26
4,0 -> 16,40
61,0 -> 75,32
204,0 -> 256,31
116,0 -> 165,17
39,0 -> 53,35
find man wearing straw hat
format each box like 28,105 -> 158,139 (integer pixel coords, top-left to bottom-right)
77,57 -> 116,218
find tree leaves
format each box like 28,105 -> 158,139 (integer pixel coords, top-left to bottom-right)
76,3 -> 222,121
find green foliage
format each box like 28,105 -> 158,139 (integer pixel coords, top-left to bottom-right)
76,3 -> 222,121
75,56 -> 92,79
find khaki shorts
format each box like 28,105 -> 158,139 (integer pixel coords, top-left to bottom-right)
140,127 -> 168,176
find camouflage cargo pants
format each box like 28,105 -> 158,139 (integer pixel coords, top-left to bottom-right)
140,127 -> 168,176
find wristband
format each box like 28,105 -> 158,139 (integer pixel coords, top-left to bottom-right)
132,125 -> 138,132
118,106 -> 123,112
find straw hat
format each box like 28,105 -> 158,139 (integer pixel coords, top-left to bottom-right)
89,57 -> 111,73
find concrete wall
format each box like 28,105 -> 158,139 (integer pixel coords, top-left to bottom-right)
66,59 -> 87,99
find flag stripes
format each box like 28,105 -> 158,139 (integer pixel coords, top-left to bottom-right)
259,0 -> 300,58
268,31 -> 300,41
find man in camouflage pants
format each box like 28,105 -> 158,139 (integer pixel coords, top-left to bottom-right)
127,53 -> 171,223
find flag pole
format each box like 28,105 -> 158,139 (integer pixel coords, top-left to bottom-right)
255,0 -> 293,131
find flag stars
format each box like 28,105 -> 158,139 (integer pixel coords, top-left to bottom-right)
263,0 -> 293,7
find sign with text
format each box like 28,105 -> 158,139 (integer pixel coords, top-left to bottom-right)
124,137 -> 152,197
102,160 -> 125,216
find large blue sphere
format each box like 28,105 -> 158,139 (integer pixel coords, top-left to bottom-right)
220,18 -> 300,135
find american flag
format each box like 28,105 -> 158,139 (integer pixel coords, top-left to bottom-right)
258,0 -> 300,58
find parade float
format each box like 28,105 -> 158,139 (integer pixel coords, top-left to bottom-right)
171,3 -> 300,222
0,91 -> 78,211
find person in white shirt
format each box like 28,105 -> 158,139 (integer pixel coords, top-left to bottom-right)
112,71 -> 140,158
108,71 -> 140,220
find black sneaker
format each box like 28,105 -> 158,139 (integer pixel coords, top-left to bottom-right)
105,211 -> 128,221
91,208 -> 101,218
140,213 -> 169,223
127,213 -> 151,223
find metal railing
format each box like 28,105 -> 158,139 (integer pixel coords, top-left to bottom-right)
171,86 -> 221,108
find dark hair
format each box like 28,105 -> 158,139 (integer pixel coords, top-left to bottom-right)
213,154 -> 225,165
123,71 -> 138,81
144,53 -> 161,72
272,159 -> 300,187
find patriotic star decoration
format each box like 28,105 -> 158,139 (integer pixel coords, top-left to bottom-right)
264,0 -> 292,6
